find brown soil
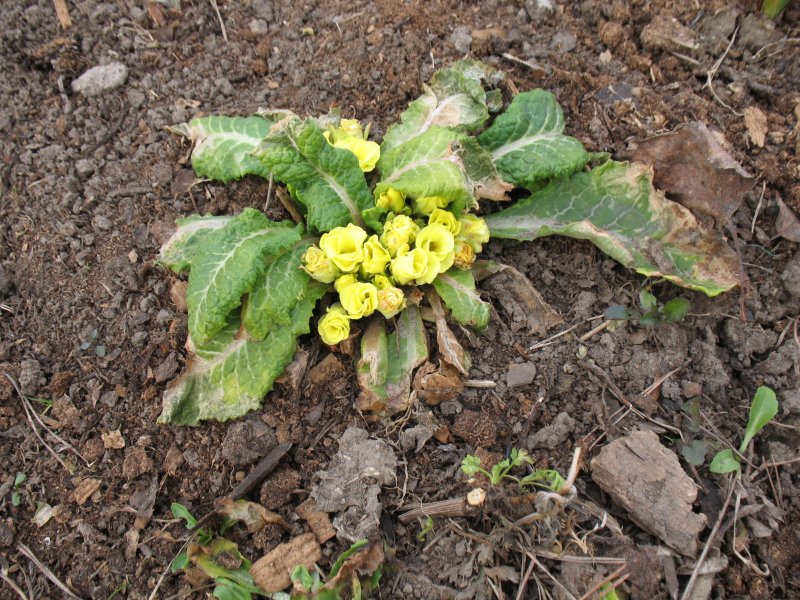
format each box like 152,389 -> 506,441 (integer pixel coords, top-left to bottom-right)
1,0 -> 799,598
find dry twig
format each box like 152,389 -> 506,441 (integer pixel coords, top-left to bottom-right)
52,0 -> 72,28
18,544 -> 83,600
209,0 -> 228,43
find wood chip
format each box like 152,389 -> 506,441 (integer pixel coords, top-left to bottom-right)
591,430 -> 706,556
295,498 -> 336,543
73,478 -> 101,505
250,533 -> 322,593
744,106 -> 768,148
53,0 -> 72,29
101,429 -> 126,449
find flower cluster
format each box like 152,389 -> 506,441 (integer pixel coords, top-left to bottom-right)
302,186 -> 489,346
323,119 -> 380,172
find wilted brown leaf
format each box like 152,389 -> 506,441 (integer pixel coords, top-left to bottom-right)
73,478 -> 101,505
629,122 -> 754,227
775,195 -> 800,242
215,498 -> 289,534
428,289 -> 471,375
323,538 -> 384,591
101,429 -> 126,449
295,498 -> 336,543
412,361 -> 464,405
251,533 -> 322,593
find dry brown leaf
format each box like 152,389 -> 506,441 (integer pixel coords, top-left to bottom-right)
629,122 -> 754,227
251,532 -> 322,593
73,478 -> 101,505
170,280 -> 188,312
428,289 -> 470,375
215,498 -> 289,534
295,498 -> 336,543
775,195 -> 800,242
744,106 -> 768,148
101,429 -> 126,449
412,361 -> 464,405
323,538 -> 384,591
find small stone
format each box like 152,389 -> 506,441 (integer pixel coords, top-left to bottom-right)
506,362 -> 537,388
249,18 -> 269,34
156,309 -> 172,325
681,381 -> 702,398
75,158 -> 95,179
782,389 -> 800,415
128,249 -> 138,264
131,331 -> 148,346
527,412 -> 576,450
781,251 -> 800,300
551,31 -> 577,53
72,63 -> 129,97
525,0 -> 553,19
451,26 -> 472,53
154,354 -> 179,383
92,215 -> 112,231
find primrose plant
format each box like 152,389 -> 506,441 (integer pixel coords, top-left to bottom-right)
157,60 -> 741,425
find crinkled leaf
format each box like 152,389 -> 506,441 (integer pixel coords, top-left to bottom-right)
189,539 -> 259,592
478,90 -> 589,188
185,208 -> 302,346
254,116 -> 384,232
709,449 -> 740,474
171,502 -> 198,528
432,268 -> 491,330
485,161 -> 740,296
169,116 -> 274,183
741,386 -> 778,452
356,320 -> 389,408
160,304 -> 320,425
376,127 -> 511,216
381,59 -> 504,152
215,498 -> 289,534
358,306 -> 428,415
242,238 -> 325,340
158,214 -> 233,273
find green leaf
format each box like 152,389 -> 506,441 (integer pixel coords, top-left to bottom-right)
212,580 -> 253,600
661,298 -> 691,323
461,455 -> 482,476
329,540 -> 369,579
740,386 -> 778,452
381,59 -> 503,152
681,439 -> 708,466
169,116 -> 274,183
254,116 -> 383,232
14,472 -> 27,487
485,161 -> 740,296
478,90 -> 589,188
157,214 -> 234,273
639,290 -> 657,311
709,449 -> 740,474
432,268 -> 491,330
159,313 -> 309,425
604,304 -> 632,321
356,320 -> 390,408
185,209 -> 302,346
170,551 -> 190,573
171,502 -> 198,528
291,565 -> 314,591
376,127 -> 511,216
242,238 -> 326,340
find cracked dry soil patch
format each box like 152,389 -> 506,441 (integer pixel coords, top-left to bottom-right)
1,0 -> 799,598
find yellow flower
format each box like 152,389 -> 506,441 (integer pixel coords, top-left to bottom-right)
453,240 -> 476,270
371,274 -> 394,290
457,214 -> 490,253
338,118 -> 363,138
339,281 -> 379,319
377,286 -> 406,319
412,195 -> 450,215
334,273 -> 358,293
361,235 -> 391,275
380,214 -> 419,257
414,249 -> 442,285
301,246 -> 340,283
415,223 -> 455,273
331,136 -> 380,172
318,304 -> 351,345
319,224 -> 368,272
428,208 -> 461,236
376,188 -> 406,213
390,248 -> 430,285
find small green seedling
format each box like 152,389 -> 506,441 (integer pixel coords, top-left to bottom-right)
416,516 -> 435,542
762,0 -> 791,17
709,386 -> 778,474
605,290 -> 691,328
461,449 -> 565,491
11,473 -> 27,507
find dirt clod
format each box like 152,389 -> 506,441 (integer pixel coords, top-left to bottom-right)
221,419 -> 278,466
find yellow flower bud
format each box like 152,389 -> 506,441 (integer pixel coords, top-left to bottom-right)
371,274 -> 394,290
457,214 -> 490,253
318,304 -> 351,345
390,247 -> 430,285
377,286 -> 406,319
319,224 -> 368,273
415,223 -> 455,273
453,240 -> 476,270
412,195 -> 450,216
428,208 -> 461,236
380,214 -> 419,257
361,235 -> 391,275
301,246 -> 340,283
334,273 -> 358,293
339,281 -> 379,319
331,136 -> 381,172
376,188 -> 406,213
339,118 -> 364,138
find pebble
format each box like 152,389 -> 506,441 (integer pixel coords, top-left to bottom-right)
527,412 -> 576,449
72,63 -> 129,97
551,31 -> 577,53
506,362 -> 537,388
781,251 -> 800,300
451,27 -> 472,53
131,331 -> 148,346
75,158 -> 95,179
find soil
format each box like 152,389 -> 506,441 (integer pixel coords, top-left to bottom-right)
1,0 -> 799,598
